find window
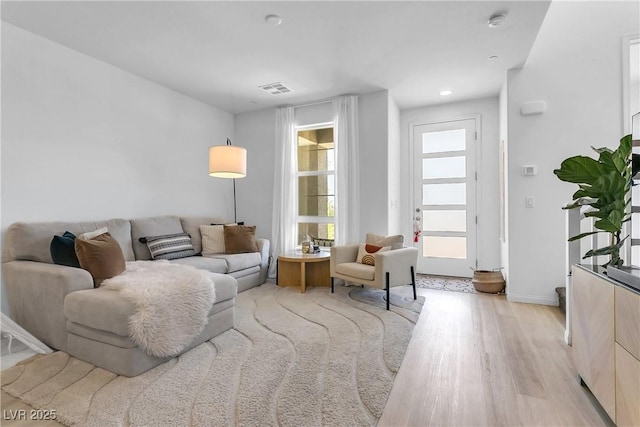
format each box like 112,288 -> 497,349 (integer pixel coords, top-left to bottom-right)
296,125 -> 335,246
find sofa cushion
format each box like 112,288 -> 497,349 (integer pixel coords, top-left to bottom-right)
50,231 -> 81,268
130,216 -> 184,261
66,298 -> 235,350
169,256 -> 228,274
206,273 -> 238,303
64,288 -> 135,337
3,219 -> 134,263
179,217 -> 225,254
75,233 -> 126,287
64,273 -> 237,337
335,262 -> 375,281
228,265 -> 260,280
204,252 -> 262,273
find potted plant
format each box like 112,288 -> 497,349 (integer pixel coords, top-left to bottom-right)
553,135 -> 632,267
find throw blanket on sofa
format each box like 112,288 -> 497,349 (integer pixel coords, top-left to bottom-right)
102,260 -> 216,358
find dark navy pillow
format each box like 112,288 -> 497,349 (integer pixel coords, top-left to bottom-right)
50,231 -> 80,268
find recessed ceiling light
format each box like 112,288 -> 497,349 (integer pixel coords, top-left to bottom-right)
440,90 -> 453,96
488,13 -> 507,28
488,55 -> 499,60
265,14 -> 282,26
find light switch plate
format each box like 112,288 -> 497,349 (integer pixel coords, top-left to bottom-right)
525,196 -> 535,208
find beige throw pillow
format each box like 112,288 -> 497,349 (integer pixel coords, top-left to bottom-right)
75,232 -> 126,287
78,227 -> 108,241
200,225 -> 225,255
356,243 -> 391,266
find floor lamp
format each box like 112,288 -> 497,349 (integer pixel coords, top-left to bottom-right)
209,138 -> 247,223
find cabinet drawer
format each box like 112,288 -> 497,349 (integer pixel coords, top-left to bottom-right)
615,343 -> 640,427
615,286 -> 640,360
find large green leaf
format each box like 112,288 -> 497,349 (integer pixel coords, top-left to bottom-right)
598,150 -> 618,172
584,245 -> 617,258
594,218 -> 620,233
568,231 -> 599,242
617,134 -> 632,163
553,156 -> 603,184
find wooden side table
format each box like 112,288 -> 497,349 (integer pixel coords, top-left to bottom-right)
277,252 -> 331,293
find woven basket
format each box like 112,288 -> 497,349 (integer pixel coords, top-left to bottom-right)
471,270 -> 505,293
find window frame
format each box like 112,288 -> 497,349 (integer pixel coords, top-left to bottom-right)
295,122 -> 335,247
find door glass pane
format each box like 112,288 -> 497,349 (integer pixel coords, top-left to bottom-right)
422,129 -> 465,154
423,236 -> 467,259
298,128 -> 334,172
423,210 -> 467,232
298,175 -> 335,217
423,183 -> 466,205
423,156 -> 466,179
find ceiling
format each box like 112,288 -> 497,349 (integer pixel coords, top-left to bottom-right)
1,1 -> 551,114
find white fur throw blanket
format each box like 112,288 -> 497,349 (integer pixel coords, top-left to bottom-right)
102,260 -> 215,358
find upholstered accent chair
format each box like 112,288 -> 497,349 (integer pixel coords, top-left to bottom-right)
329,233 -> 418,310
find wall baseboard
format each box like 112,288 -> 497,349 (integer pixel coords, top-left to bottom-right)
507,293 -> 558,306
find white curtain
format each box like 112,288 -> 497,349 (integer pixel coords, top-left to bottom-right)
269,107 -> 297,278
333,95 -> 360,246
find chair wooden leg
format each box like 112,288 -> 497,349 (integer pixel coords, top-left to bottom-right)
411,266 -> 417,300
386,272 -> 390,310
331,277 -> 334,293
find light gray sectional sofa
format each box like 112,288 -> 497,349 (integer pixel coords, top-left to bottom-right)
2,215 -> 270,376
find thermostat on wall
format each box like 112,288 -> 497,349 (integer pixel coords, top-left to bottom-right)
522,165 -> 537,176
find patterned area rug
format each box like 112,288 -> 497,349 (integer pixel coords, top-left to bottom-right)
416,274 -> 477,293
1,283 -> 424,427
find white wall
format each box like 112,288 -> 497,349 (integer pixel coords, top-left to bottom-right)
499,81 -> 510,290
504,0 -> 640,305
1,23 -> 234,311
359,90 -> 391,239
400,97 -> 501,270
234,107 -> 276,241
388,96 -> 402,234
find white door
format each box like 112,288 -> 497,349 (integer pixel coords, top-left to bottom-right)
412,119 -> 477,277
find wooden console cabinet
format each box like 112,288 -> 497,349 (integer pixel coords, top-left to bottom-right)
572,265 -> 640,426
572,266 -> 616,420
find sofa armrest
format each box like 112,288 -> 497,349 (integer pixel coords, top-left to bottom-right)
256,238 -> 270,284
375,247 -> 418,288
2,260 -> 93,352
330,244 -> 360,275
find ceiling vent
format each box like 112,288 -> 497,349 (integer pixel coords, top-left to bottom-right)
259,82 -> 291,95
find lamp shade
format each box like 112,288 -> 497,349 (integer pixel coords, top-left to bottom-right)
209,145 -> 247,178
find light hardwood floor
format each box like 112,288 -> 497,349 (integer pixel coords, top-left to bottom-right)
379,287 -> 613,426
1,287 -> 612,426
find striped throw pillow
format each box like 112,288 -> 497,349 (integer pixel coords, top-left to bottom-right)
145,233 -> 195,260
